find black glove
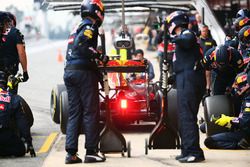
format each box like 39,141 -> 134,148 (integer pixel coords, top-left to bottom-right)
23,71 -> 29,82
26,142 -> 36,157
101,55 -> 109,65
202,89 -> 210,106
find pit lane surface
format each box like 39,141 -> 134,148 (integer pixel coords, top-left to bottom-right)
1,37 -> 249,167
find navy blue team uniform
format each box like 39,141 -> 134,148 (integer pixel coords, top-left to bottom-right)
166,11 -> 205,163
63,0 -> 107,164
0,88 -> 34,157
203,46 -> 244,95
64,18 -> 101,155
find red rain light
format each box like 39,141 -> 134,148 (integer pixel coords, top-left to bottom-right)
120,99 -> 127,109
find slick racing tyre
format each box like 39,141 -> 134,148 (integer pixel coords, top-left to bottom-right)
167,88 -> 178,130
59,91 -> 84,134
20,96 -> 34,127
50,84 -> 66,124
204,95 -> 234,136
60,91 -> 68,134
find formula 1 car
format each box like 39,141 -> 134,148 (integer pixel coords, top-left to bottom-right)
50,59 -> 162,134
99,59 -> 161,126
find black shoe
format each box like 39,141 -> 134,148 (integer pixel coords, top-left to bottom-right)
84,153 -> 106,163
175,154 -> 185,160
178,155 -> 205,163
65,153 -> 82,164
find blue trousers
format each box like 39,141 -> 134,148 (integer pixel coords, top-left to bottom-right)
176,70 -> 205,158
204,131 -> 245,149
64,70 -> 100,154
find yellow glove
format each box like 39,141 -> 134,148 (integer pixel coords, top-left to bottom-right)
215,114 -> 235,128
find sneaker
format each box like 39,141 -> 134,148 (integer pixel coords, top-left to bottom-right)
84,153 -> 106,163
178,155 -> 205,163
175,154 -> 185,160
65,153 -> 82,164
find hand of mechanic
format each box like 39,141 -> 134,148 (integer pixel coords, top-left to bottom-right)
215,114 -> 235,129
26,142 -> 36,157
101,55 -> 109,65
23,71 -> 29,82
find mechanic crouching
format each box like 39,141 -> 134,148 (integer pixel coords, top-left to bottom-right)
63,0 -> 108,164
204,71 -> 250,149
0,71 -> 35,157
166,11 -> 206,163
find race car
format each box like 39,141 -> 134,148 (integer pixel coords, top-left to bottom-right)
50,59 -> 161,134
99,60 -> 161,125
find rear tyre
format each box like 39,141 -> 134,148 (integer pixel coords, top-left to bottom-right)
127,141 -> 131,158
60,91 -> 68,134
50,84 -> 66,124
204,95 -> 234,136
145,138 -> 148,155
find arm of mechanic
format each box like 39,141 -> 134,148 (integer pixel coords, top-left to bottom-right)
16,44 -> 28,72
172,30 -> 196,49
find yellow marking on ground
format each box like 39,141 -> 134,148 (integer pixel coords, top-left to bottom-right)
37,132 -> 58,154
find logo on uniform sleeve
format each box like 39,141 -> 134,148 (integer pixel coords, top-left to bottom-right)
68,36 -> 75,44
83,29 -> 93,39
0,104 -> 5,111
0,95 -> 11,103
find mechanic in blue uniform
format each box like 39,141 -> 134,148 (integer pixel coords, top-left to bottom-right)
198,24 -> 217,55
225,9 -> 250,49
0,12 -> 29,83
166,11 -> 205,163
64,0 -> 108,164
204,71 -> 250,149
202,45 -> 244,96
200,45 -> 244,134
238,26 -> 250,68
0,71 -> 35,157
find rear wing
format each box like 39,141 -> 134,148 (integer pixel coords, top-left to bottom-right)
98,60 -> 147,73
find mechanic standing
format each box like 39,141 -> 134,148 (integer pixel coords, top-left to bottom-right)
166,11 -> 205,163
0,12 -> 29,85
0,71 -> 35,157
64,0 -> 108,164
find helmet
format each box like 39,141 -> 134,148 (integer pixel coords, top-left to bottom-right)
0,71 -> 7,87
166,11 -> 189,35
80,0 -> 104,27
236,9 -> 250,18
233,16 -> 250,33
238,25 -> 250,47
214,45 -> 231,66
232,72 -> 250,96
